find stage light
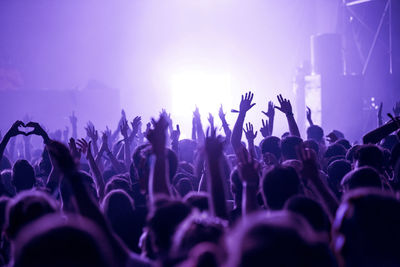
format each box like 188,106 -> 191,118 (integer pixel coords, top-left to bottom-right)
170,69 -> 233,138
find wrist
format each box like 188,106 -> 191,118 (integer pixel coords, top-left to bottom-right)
285,112 -> 294,117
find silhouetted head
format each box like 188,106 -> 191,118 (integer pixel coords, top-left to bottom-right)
285,196 -> 331,233
262,166 -> 300,210
12,160 -> 35,192
303,139 -> 319,155
147,200 -> 192,255
324,144 -> 347,160
175,177 -> 193,197
228,211 -> 335,267
341,166 -> 382,193
327,159 -> 352,197
183,192 -> 209,212
260,136 -> 281,161
12,214 -> 115,267
6,190 -> 58,240
307,125 -> 324,143
172,213 -> 226,256
333,189 -> 400,267
354,144 -> 384,172
281,136 -> 303,160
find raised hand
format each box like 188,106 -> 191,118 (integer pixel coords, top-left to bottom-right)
260,119 -> 270,138
275,94 -> 293,116
6,120 -> 25,138
25,122 -> 50,143
205,127 -> 224,159
130,116 -> 141,136
171,124 -> 180,142
208,113 -> 215,129
393,101 -> 400,117
147,115 -> 169,155
120,119 -> 129,139
76,138 -> 94,159
85,122 -> 98,143
297,144 -> 319,180
219,104 -> 226,121
306,106 -> 314,126
377,102 -> 383,127
243,122 -> 257,142
262,101 -> 275,118
68,138 -> 81,164
239,91 -> 256,114
237,145 -> 259,186
193,106 -> 201,121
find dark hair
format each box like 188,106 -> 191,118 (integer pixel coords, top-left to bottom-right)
12,160 -> 36,192
6,190 -> 58,239
260,137 -> 281,160
324,144 -> 347,159
307,125 -> 324,143
281,136 -> 303,160
334,189 -> 400,266
285,196 -> 331,232
355,144 -> 384,172
341,166 -> 382,192
13,214 -> 114,267
262,166 -> 300,210
327,159 -> 352,198
147,200 -> 192,254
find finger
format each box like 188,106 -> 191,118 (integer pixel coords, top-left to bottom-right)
250,103 -> 256,109
274,106 -> 283,112
254,131 -> 258,138
176,124 -> 180,133
249,92 -> 254,102
262,111 -> 268,116
262,119 -> 266,127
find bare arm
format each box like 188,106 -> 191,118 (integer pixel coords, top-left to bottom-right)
204,129 -> 228,219
147,116 -> 171,206
231,92 -> 256,152
262,101 -> 275,135
363,118 -> 400,144
237,146 -> 260,216
275,94 -> 301,138
243,122 -> 257,159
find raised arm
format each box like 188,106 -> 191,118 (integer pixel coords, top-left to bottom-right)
46,141 -> 129,265
231,91 -> 256,152
85,122 -> 99,156
193,107 -> 205,144
0,121 -> 25,162
262,101 -> 275,135
69,112 -> 78,140
297,145 -> 338,218
219,105 -> 232,140
377,102 -> 383,127
306,106 -> 314,126
77,139 -> 105,200
236,146 -> 260,216
243,122 -> 257,158
171,124 -> 180,155
363,118 -> 400,144
120,119 -> 131,168
275,94 -> 301,138
204,128 -> 228,219
147,115 -> 171,205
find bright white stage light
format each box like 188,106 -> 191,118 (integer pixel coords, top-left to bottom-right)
170,69 -> 233,138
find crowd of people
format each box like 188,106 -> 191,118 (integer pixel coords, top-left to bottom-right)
1,91 -> 400,266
